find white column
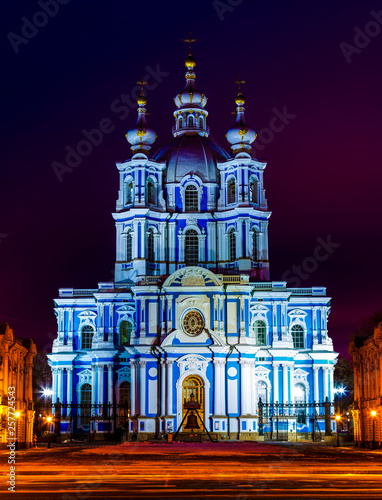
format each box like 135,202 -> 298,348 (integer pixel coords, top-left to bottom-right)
107,364 -> 113,405
313,366 -> 319,403
139,360 -> 146,416
67,367 -> 73,404
273,363 -> 279,403
282,364 -> 289,404
133,220 -> 139,259
57,368 -> 63,403
166,359 -> 174,415
130,361 -> 136,417
52,368 -> 57,402
323,366 -> 329,401
91,365 -> 96,406
160,359 -> 166,416
240,359 -> 251,415
290,364 -> 295,403
329,367 -> 334,403
97,365 -> 104,410
250,361 -> 257,415
213,359 -> 225,415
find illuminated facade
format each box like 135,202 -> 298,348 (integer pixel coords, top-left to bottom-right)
349,322 -> 382,447
48,51 -> 337,440
0,323 -> 36,448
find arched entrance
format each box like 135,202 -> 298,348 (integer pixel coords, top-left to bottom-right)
182,375 -> 204,432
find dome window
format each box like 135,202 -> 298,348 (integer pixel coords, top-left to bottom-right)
198,116 -> 203,129
229,229 -> 236,262
227,178 -> 236,204
120,321 -> 132,346
253,320 -> 267,345
291,324 -> 304,349
147,179 -> 155,206
187,115 -> 194,127
179,117 -> 183,129
185,229 -> 199,266
81,325 -> 94,349
185,185 -> 198,212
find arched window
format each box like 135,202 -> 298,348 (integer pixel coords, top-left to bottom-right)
253,320 -> 266,345
147,179 -> 155,206
120,321 -> 132,346
291,324 -> 304,349
294,383 -> 306,404
80,383 -> 91,425
227,179 -> 236,204
257,380 -> 268,404
252,230 -> 258,261
147,229 -> 154,262
250,178 -> 258,204
188,115 -> 193,127
229,229 -> 236,262
185,185 -> 198,211
179,117 -> 183,129
125,181 -> 133,205
185,229 -> 199,266
81,325 -> 94,349
198,116 -> 203,129
126,232 -> 132,262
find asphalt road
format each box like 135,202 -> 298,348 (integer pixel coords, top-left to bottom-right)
2,441 -> 382,499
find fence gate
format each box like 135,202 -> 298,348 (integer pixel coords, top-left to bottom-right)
271,417 -> 288,441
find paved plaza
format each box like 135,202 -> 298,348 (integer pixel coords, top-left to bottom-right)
1,441 -> 382,499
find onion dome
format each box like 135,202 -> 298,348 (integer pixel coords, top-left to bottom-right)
126,90 -> 156,156
173,55 -> 209,138
226,92 -> 256,155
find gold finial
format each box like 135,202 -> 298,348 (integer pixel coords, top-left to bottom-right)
182,32 -> 198,55
233,77 -> 246,105
136,76 -> 148,106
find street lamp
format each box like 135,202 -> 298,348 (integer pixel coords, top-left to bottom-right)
15,411 -> 20,450
46,416 -> 52,449
335,415 -> 341,447
334,386 -> 346,414
371,410 -> 377,450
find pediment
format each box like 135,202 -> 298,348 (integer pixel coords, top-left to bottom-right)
163,267 -> 221,288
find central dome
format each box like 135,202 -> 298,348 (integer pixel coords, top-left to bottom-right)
153,133 -> 229,183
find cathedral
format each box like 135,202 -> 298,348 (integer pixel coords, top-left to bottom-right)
48,48 -> 338,440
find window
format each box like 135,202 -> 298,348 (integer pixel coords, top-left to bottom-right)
291,324 -> 304,349
188,115 -> 193,127
80,383 -> 91,425
229,229 -> 236,262
185,229 -> 199,266
252,231 -> 258,261
254,320 -> 266,345
147,179 -> 155,205
120,321 -> 132,346
81,325 -> 94,349
185,185 -> 198,211
119,381 -> 131,419
179,117 -> 183,128
126,232 -> 132,262
198,116 -> 203,129
294,383 -> 306,404
147,229 -> 154,262
250,178 -> 258,204
257,381 -> 268,404
125,181 -> 133,205
227,179 -> 236,204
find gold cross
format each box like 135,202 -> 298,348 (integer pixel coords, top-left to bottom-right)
233,77 -> 246,92
182,32 -> 198,54
136,76 -> 148,93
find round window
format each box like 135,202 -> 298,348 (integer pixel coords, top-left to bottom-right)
182,310 -> 204,337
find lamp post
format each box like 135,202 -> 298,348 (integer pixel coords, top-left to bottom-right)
15,411 -> 20,450
371,410 -> 377,450
335,415 -> 341,447
47,416 -> 52,449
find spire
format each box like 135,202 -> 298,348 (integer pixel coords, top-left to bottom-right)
126,78 -> 156,156
226,78 -> 256,156
173,33 -> 209,138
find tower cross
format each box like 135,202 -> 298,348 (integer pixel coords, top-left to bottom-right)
233,77 -> 246,92
182,32 -> 198,54
136,76 -> 148,93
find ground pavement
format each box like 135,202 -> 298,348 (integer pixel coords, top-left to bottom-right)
1,441 -> 382,499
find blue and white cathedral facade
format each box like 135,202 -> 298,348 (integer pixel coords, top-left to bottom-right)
48,51 -> 338,440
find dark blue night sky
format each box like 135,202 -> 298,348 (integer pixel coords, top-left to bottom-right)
1,0 -> 382,356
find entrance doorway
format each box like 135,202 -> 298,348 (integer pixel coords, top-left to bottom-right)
182,375 -> 204,432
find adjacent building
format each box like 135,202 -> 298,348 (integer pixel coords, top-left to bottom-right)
48,50 -> 338,440
0,323 -> 37,448
349,321 -> 382,447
